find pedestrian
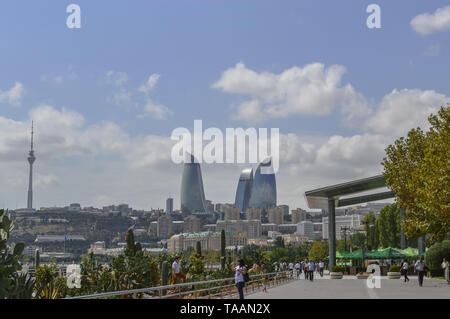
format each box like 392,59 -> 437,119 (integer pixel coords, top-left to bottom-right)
308,260 -> 315,281
295,261 -> 302,279
172,256 -> 186,284
414,257 -> 428,287
441,258 -> 449,283
235,259 -> 247,299
289,262 -> 294,277
319,261 -> 324,277
401,259 -> 409,282
304,260 -> 309,280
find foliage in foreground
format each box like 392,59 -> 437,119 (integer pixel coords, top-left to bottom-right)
382,105 -> 450,243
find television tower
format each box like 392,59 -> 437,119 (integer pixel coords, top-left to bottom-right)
27,121 -> 35,209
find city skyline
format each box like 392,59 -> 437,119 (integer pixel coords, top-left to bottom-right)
1,1 -> 449,210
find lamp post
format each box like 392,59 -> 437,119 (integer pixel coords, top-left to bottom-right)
341,226 -> 350,251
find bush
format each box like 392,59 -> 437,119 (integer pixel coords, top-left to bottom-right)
425,240 -> 450,272
389,265 -> 401,272
331,265 -> 344,272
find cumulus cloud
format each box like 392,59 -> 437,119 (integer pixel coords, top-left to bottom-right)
366,89 -> 449,137
212,62 -> 371,124
0,82 -> 24,106
411,5 -> 450,35
0,104 -> 178,208
104,71 -> 172,119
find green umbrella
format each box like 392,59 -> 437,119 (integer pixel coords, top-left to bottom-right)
350,248 -> 367,259
399,247 -> 419,258
336,250 -> 352,259
374,247 -> 406,259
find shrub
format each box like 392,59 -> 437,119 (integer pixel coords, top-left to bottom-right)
331,265 -> 344,272
425,240 -> 450,272
389,265 -> 401,272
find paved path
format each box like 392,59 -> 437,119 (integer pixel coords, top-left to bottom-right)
246,275 -> 450,299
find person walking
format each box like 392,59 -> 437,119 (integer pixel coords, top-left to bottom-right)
235,259 -> 247,299
295,261 -> 302,279
401,259 -> 409,282
172,256 -> 186,284
308,260 -> 315,281
319,261 -> 324,277
414,257 -> 428,287
303,259 -> 309,280
289,262 -> 294,277
441,258 -> 449,283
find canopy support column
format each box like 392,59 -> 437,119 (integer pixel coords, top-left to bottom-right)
328,199 -> 336,269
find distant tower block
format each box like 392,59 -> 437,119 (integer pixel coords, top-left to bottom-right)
27,121 -> 36,209
180,153 -> 207,214
166,197 -> 174,214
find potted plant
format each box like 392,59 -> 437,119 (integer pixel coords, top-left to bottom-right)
356,270 -> 370,279
387,265 -> 401,279
330,265 -> 344,279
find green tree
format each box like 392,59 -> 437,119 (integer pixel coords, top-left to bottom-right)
363,214 -> 379,250
377,204 -> 401,248
350,232 -> 366,250
34,264 -> 59,299
0,209 -> 27,299
274,236 -> 285,248
382,105 -> 450,243
308,241 -> 328,262
425,240 -> 450,274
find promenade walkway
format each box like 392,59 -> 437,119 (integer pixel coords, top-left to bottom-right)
246,275 -> 450,299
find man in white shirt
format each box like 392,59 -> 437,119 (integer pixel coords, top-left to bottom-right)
172,256 -> 186,284
401,259 -> 409,282
414,257 -> 427,287
308,261 -> 315,281
289,262 -> 294,277
295,262 -> 302,279
319,261 -> 324,277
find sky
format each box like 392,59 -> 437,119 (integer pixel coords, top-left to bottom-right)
0,0 -> 449,211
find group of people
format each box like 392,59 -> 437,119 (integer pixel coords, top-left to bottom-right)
400,257 -> 450,287
275,260 -> 325,281
171,255 -> 450,300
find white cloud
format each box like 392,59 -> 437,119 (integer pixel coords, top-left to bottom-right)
212,62 -> 370,124
366,89 -> 449,137
0,82 -> 24,106
104,71 -> 172,119
143,100 -> 173,120
35,173 -> 61,188
139,74 -> 160,95
411,5 -> 450,35
105,71 -> 129,87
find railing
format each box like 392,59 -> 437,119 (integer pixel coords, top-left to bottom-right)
65,271 -> 297,299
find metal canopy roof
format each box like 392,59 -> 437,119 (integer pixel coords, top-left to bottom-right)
305,175 -> 394,209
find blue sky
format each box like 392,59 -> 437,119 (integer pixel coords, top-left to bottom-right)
0,1 -> 449,210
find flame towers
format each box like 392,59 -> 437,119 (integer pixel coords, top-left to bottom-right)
248,157 -> 277,210
180,154 -> 207,214
234,157 -> 277,214
27,121 -> 35,209
234,168 -> 253,213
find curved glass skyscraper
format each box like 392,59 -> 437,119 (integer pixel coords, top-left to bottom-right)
180,154 -> 207,214
248,157 -> 277,210
234,168 -> 253,213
